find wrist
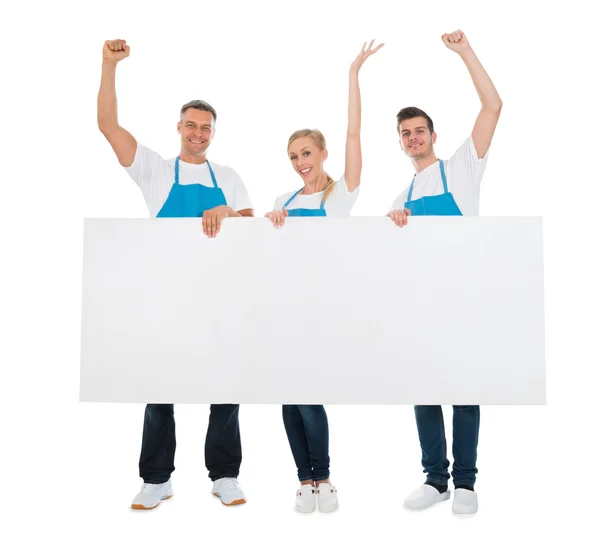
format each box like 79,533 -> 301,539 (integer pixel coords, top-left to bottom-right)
102,60 -> 118,71
458,47 -> 476,61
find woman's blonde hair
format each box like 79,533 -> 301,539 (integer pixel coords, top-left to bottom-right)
287,129 -> 336,203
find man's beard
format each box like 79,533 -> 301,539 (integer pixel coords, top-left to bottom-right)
185,142 -> 209,156
409,141 -> 433,159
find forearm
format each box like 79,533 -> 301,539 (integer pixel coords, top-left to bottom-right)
98,62 -> 119,132
460,49 -> 502,112
347,68 -> 361,138
344,68 -> 362,190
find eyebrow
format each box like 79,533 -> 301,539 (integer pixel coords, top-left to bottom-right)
402,126 -> 426,132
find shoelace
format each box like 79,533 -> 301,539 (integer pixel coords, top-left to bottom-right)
218,477 -> 239,490
141,483 -> 161,492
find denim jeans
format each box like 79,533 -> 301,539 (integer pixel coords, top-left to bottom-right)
282,405 -> 330,482
414,405 -> 480,488
139,403 -> 242,483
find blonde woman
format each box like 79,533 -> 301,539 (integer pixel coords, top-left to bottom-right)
265,40 -> 383,513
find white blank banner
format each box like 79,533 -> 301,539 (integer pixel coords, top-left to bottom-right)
80,217 -> 545,404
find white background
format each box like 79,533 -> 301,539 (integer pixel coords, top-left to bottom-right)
1,0 -> 598,546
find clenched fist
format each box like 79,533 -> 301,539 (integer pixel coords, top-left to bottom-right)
441,30 -> 471,53
103,39 -> 130,63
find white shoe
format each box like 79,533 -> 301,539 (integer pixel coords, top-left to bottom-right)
295,484 -> 317,513
212,477 -> 247,506
131,480 -> 173,510
403,484 -> 450,510
452,488 -> 478,514
316,482 -> 339,513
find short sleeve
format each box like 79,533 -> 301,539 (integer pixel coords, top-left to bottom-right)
229,168 -> 253,212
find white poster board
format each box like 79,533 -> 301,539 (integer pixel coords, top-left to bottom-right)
80,217 -> 545,404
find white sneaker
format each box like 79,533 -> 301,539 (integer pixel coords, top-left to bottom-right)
403,484 -> 450,510
316,482 -> 339,513
295,484 -> 317,513
131,480 -> 173,510
212,477 -> 247,506
452,488 -> 478,514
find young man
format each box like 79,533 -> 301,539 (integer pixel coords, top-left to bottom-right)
97,39 -> 253,510
388,30 -> 502,514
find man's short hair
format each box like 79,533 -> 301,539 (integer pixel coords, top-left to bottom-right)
396,106 -> 434,134
180,100 -> 217,123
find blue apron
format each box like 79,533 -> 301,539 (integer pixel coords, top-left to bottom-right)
157,157 -> 226,218
283,188 -> 327,217
404,160 -> 462,216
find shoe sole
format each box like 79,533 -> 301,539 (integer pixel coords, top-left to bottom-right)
212,492 -> 247,506
318,504 -> 339,513
131,494 -> 173,510
403,490 -> 451,511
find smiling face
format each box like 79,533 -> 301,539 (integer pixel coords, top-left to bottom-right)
177,108 -> 215,158
287,135 -> 328,185
398,116 -> 437,160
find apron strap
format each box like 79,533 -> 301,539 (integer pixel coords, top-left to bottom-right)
407,175 -> 415,201
407,159 -> 447,201
284,187 -> 327,210
174,157 -> 219,188
206,160 -> 219,189
439,159 -> 448,193
283,188 -> 303,209
174,157 -> 180,186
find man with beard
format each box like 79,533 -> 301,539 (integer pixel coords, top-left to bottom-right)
387,30 -> 502,515
97,39 -> 253,510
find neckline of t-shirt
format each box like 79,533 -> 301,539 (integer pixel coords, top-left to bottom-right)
297,189 -> 324,196
177,158 -> 210,168
414,159 -> 443,179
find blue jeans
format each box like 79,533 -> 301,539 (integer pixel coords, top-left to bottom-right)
414,405 -> 480,488
282,405 -> 330,482
139,403 -> 242,483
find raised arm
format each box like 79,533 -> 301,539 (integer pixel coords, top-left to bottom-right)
98,39 -> 137,167
442,30 -> 502,159
344,40 -> 384,192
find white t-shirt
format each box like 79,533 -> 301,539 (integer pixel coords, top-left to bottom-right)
124,143 -> 253,218
390,135 -> 488,216
273,176 -> 359,217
